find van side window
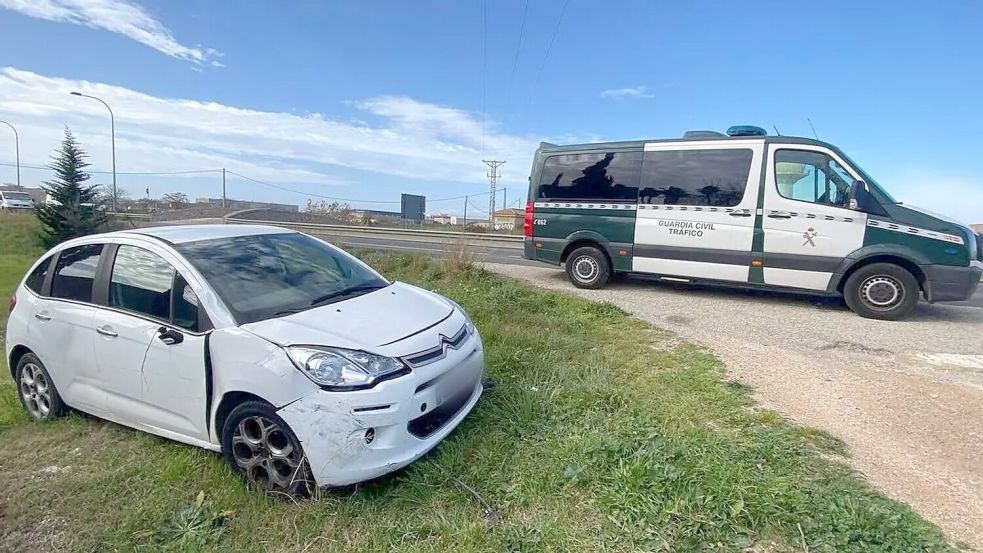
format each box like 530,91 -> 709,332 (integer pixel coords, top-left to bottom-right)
775,149 -> 852,208
50,244 -> 104,303
24,256 -> 53,294
110,246 -> 175,322
538,151 -> 641,201
639,149 -> 753,206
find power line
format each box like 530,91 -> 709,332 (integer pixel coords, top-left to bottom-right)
503,0 -> 530,124
481,0 -> 488,154
225,170 -> 400,204
523,0 -> 569,117
0,161 -> 221,176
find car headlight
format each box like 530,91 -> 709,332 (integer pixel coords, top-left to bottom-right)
444,297 -> 475,335
285,346 -> 409,390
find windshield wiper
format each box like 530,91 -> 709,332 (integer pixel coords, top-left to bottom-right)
309,283 -> 389,307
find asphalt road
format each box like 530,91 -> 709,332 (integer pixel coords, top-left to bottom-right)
333,233 -> 983,309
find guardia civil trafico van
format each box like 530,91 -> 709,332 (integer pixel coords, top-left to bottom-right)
522,125 -> 982,320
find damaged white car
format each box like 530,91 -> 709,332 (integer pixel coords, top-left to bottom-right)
5,225 -> 485,495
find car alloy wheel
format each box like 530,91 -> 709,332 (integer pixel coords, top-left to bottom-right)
19,362 -> 52,419
231,415 -> 307,493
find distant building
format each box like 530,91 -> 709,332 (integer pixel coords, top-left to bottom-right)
350,208 -> 403,223
428,213 -> 453,225
195,197 -> 298,212
492,208 -> 524,229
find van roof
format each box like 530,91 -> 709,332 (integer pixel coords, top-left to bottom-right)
536,135 -> 835,153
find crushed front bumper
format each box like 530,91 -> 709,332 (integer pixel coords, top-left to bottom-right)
278,331 -> 484,487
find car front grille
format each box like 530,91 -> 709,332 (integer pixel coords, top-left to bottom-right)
401,323 -> 470,368
407,380 -> 476,438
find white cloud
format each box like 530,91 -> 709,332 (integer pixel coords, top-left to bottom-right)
0,0 -> 220,65
0,67 -> 539,192
599,86 -> 654,101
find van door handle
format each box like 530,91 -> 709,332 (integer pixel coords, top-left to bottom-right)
96,325 -> 118,338
34,312 -> 51,321
728,211 -> 752,217
767,212 -> 793,219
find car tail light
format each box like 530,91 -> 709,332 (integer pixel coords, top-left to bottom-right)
8,294 -> 15,313
524,201 -> 534,237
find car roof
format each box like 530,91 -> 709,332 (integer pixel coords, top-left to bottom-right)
106,224 -> 295,245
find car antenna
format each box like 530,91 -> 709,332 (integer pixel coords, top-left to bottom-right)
807,118 -> 819,140
773,125 -> 781,136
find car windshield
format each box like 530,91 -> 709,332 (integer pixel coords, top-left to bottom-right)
175,232 -> 390,324
3,192 -> 32,201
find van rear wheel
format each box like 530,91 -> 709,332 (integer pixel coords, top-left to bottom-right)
565,246 -> 610,289
843,263 -> 919,320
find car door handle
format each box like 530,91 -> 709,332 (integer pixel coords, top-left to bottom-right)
96,325 -> 118,337
728,211 -> 752,217
157,327 -> 184,346
767,212 -> 793,219
34,312 -> 51,321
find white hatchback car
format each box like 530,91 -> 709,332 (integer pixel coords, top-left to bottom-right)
5,225 -> 485,494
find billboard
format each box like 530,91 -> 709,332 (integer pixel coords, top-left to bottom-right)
401,193 -> 426,221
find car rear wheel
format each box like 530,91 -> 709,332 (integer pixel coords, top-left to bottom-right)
221,401 -> 314,497
843,263 -> 919,320
15,353 -> 66,421
565,246 -> 610,289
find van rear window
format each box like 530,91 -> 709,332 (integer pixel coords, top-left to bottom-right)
538,151 -> 641,201
640,149 -> 753,207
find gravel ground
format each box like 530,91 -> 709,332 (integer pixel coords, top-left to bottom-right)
484,262 -> 983,550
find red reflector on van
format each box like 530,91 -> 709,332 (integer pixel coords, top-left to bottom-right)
524,201 -> 534,237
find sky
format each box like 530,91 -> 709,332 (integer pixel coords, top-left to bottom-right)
0,0 -> 980,222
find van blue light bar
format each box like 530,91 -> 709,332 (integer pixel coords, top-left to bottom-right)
726,125 -> 768,137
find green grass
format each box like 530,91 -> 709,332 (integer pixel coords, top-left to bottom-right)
0,212 -> 953,552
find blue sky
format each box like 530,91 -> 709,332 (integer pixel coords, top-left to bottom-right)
0,0 -> 980,222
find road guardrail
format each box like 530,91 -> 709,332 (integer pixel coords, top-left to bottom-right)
222,217 -> 524,246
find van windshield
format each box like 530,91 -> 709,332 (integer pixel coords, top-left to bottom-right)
2,192 -> 32,201
175,232 -> 390,324
836,149 -> 897,204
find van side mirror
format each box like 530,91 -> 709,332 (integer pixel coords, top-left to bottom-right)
848,180 -> 864,210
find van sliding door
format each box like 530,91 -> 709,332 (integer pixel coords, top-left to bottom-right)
633,140 -> 764,282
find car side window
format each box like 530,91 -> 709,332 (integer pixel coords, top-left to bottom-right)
171,273 -> 201,332
50,244 -> 104,302
775,149 -> 853,208
24,255 -> 53,294
110,245 -> 175,322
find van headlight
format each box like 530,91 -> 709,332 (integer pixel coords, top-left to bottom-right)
286,346 -> 409,390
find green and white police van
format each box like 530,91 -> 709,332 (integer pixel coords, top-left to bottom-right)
522,125 -> 983,320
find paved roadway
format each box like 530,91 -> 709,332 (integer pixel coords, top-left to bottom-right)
331,233 -> 983,309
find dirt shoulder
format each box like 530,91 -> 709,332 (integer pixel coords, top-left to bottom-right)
484,262 -> 983,550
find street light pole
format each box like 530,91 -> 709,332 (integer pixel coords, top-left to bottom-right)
0,120 -> 19,188
70,92 -> 117,212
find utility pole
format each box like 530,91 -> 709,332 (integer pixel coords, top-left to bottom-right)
503,188 -> 507,211
483,159 -> 505,226
0,120 -> 19,188
222,168 -> 227,209
463,194 -> 468,227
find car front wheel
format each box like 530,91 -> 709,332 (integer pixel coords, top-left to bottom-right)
221,401 -> 314,497
15,353 -> 66,421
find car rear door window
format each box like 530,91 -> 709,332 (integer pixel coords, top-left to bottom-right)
50,244 -> 104,302
110,245 -> 175,322
640,149 -> 754,206
24,255 -> 53,294
538,151 -> 641,201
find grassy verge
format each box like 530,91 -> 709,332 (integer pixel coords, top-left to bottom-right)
0,212 -> 952,551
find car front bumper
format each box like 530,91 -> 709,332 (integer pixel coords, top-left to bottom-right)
277,331 -> 485,487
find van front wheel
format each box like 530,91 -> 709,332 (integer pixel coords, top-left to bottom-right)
565,246 -> 610,289
843,263 -> 919,320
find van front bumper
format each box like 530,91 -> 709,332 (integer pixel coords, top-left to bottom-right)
922,262 -> 983,302
277,333 -> 484,487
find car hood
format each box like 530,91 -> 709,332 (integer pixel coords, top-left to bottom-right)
240,281 -> 454,350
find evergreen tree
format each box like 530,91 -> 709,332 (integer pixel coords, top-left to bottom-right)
35,128 -> 107,247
